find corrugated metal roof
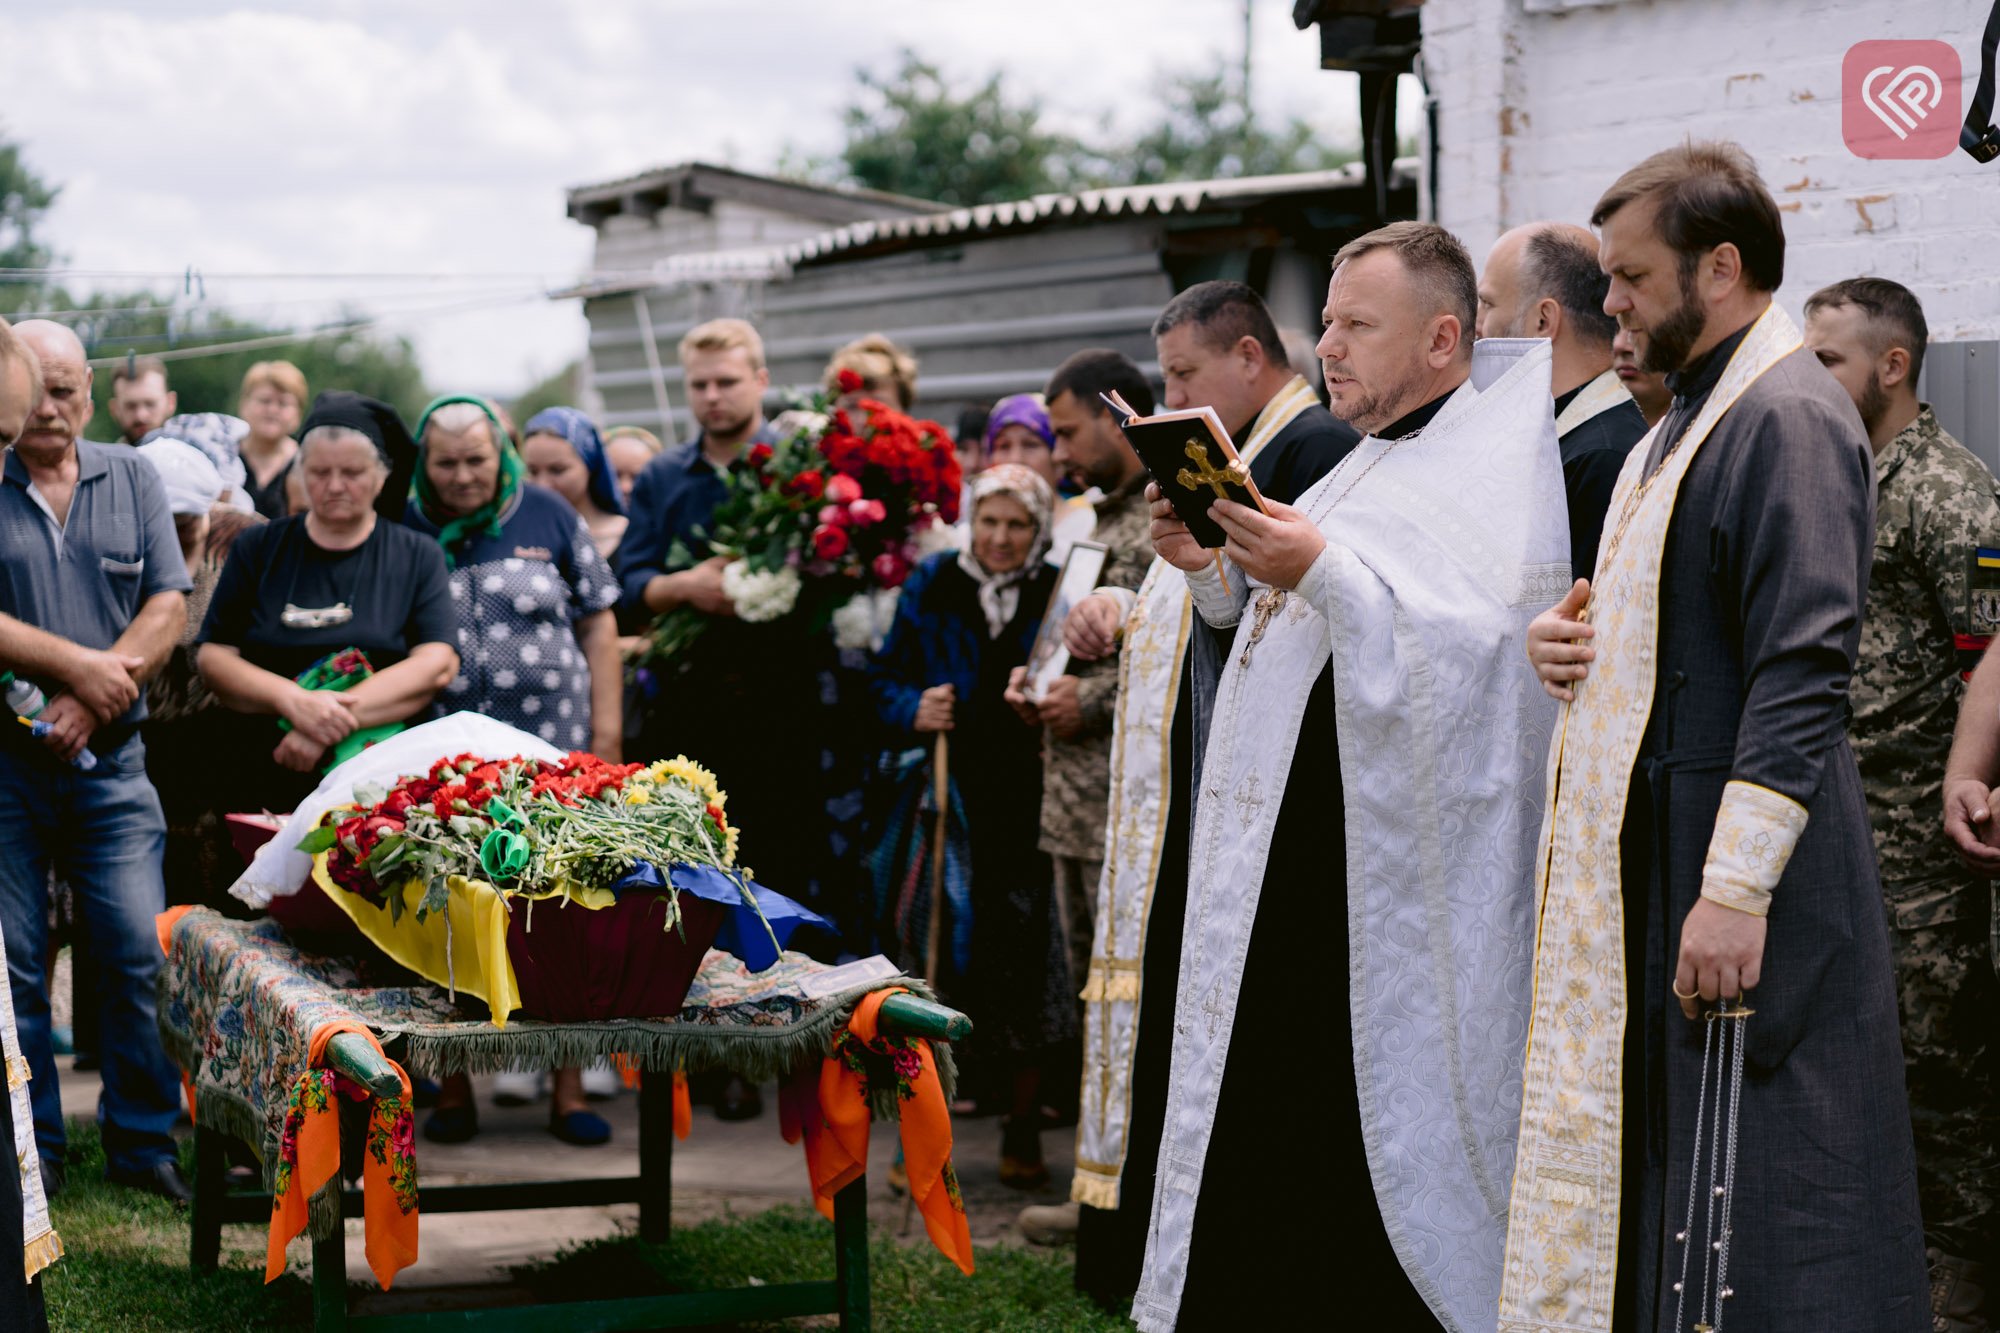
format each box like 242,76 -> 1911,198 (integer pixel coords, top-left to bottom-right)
788,164 -> 1377,260
558,163 -> 1397,301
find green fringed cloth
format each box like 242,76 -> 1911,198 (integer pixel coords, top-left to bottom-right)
159,910 -> 952,1239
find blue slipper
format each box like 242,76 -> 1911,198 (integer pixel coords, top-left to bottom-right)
549,1110 -> 612,1146
422,1104 -> 479,1144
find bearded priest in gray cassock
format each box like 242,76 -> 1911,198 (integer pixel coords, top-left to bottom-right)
1130,221 -> 1571,1332
1503,142 -> 1929,1333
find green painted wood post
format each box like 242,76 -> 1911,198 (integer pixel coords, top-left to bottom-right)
638,1067 -> 672,1246
190,1124 -> 226,1272
325,1032 -> 404,1098
832,1176 -> 870,1331
876,994 -> 972,1044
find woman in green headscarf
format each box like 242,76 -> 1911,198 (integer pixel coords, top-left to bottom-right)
404,395 -> 624,1147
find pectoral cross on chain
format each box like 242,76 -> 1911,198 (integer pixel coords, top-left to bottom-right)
1175,441 -> 1248,498
1239,588 -> 1288,666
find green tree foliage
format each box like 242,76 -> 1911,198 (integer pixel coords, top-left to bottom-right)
805,52 -> 1358,206
72,293 -> 428,429
1119,71 -> 1357,185
0,126 -> 61,309
836,51 -> 1092,205
508,359 -> 581,425
0,130 -> 429,428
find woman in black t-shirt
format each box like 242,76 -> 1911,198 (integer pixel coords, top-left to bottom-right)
196,393 -> 457,813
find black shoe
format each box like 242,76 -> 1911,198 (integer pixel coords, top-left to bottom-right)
37,1157 -> 62,1202
107,1159 -> 193,1207
71,1051 -> 100,1073
422,1103 -> 479,1144
714,1075 -> 763,1122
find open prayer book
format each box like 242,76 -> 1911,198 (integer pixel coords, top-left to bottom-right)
1101,391 -> 1270,551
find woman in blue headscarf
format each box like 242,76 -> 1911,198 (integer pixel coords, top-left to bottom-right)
521,406 -> 627,560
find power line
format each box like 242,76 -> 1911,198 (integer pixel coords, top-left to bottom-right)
0,267 -> 650,284
79,289 -> 556,368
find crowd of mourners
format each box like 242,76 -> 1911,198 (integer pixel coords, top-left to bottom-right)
1,137 -> 1999,1328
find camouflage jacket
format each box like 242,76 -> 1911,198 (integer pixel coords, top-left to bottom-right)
1038,473 -> 1154,859
1851,406 -> 2000,927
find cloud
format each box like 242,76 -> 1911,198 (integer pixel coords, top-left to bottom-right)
4,2 -> 1363,393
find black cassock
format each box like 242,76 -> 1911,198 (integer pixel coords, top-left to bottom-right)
1074,400 -> 1377,1326
1615,323 -> 1929,1332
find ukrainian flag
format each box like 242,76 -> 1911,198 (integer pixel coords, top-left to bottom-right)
1979,548 -> 2000,568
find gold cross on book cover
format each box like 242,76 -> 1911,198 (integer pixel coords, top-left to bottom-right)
1101,391 -> 1269,554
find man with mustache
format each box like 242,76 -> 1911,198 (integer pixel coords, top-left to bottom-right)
0,320 -> 194,1210
1506,141 -> 1929,1333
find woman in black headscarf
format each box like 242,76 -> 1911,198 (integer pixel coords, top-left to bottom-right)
194,392 -> 458,816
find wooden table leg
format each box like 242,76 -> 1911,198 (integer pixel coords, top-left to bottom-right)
189,1124 -> 227,1272
638,1067 -> 672,1247
833,1175 -> 870,1331
312,1221 -> 348,1331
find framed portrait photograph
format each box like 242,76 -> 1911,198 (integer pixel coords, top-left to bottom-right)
1025,541 -> 1108,702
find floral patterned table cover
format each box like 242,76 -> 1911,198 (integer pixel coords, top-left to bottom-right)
159,910 -> 946,1201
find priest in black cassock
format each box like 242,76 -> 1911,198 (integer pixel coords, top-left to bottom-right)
1504,141 -> 1930,1333
1058,281 -> 1354,1309
1476,221 -> 1650,579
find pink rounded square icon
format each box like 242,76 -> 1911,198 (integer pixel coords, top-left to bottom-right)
1843,40 -> 1962,159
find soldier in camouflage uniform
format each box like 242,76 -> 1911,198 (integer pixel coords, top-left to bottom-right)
1808,278 -> 2000,1332
1007,351 -> 1158,1000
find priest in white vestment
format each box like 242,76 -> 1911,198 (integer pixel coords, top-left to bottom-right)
1131,222 -> 1569,1331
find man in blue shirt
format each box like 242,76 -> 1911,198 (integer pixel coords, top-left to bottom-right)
616,320 -> 800,1122
0,321 -> 193,1205
617,317 -> 776,615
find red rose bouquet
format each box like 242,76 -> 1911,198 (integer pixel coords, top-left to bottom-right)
641,376 -> 962,666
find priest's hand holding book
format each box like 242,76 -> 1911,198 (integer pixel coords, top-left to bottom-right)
1147,482 -> 1326,591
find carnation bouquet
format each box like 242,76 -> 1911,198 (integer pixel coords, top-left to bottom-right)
290,749 -> 789,1023
641,372 -> 962,666
300,750 -> 748,932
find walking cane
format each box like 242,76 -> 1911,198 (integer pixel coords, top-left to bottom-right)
904,729 -> 949,1236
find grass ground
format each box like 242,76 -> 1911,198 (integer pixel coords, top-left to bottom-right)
38,1120 -> 1128,1332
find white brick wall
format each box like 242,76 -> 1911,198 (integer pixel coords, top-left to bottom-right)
1423,0 -> 2000,339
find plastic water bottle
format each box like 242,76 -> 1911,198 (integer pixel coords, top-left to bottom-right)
3,674 -> 98,771
2,675 -> 41,718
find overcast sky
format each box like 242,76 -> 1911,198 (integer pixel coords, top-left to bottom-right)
2,1 -> 1364,396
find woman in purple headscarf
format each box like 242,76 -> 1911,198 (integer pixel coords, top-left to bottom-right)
521,407 -> 627,560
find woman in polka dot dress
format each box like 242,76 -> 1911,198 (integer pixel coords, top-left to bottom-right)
404,395 -> 623,1146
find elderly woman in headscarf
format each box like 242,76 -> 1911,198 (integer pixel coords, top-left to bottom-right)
403,395 -> 623,1147
978,394 -> 1095,562
195,392 -> 457,814
867,464 -> 1073,1189
135,438 -> 265,910
519,406 -> 627,560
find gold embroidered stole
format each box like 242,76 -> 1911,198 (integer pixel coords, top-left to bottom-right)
1554,368 -> 1637,437
1497,304 -> 1801,1332
0,931 -> 58,1277
1071,375 -> 1317,1210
